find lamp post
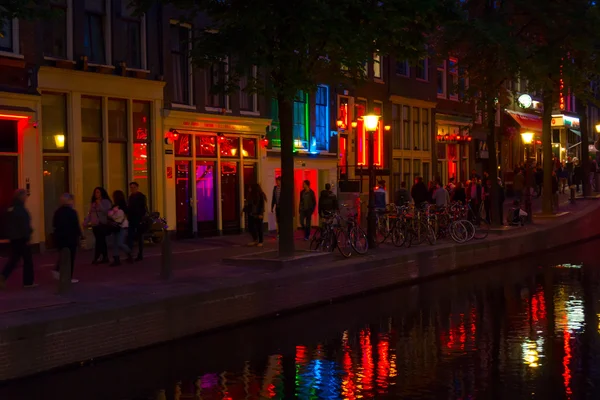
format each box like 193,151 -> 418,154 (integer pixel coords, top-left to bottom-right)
363,114 -> 380,248
521,132 -> 534,221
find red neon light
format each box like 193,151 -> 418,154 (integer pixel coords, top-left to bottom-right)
0,114 -> 29,120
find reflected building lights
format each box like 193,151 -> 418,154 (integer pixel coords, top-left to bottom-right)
522,339 -> 544,368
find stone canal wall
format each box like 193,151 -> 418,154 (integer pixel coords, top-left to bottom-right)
1,202 -> 599,381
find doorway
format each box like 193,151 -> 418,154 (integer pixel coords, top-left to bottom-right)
221,161 -> 240,233
0,156 -> 18,240
196,161 -> 217,236
175,160 -> 194,238
43,157 -> 69,247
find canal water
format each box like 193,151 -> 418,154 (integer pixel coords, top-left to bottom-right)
2,240 -> 600,399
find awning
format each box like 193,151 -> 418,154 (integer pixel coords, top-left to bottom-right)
569,129 -> 581,137
505,110 -> 542,132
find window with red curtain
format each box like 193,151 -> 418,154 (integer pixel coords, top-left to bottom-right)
357,101 -> 384,167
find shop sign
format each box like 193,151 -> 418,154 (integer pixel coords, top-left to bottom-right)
551,115 -> 580,129
182,121 -> 251,132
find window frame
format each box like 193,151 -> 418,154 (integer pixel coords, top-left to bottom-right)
239,66 -> 259,115
449,58 -> 459,101
120,2 -> 147,71
314,84 -> 329,152
437,60 -> 447,99
416,58 -> 428,81
0,18 -> 20,57
205,57 -> 230,112
43,0 -> 73,61
83,0 -> 110,65
169,20 -> 194,108
293,91 -> 308,148
395,60 -> 409,77
373,53 -> 382,80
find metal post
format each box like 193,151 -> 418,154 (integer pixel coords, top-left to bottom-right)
57,247 -> 71,294
367,130 -> 377,248
160,230 -> 172,280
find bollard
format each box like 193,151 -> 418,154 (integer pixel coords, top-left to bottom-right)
57,247 -> 71,294
160,230 -> 172,280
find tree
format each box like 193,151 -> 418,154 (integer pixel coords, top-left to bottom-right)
435,0 -> 527,225
0,1 -> 53,27
137,0 -> 439,256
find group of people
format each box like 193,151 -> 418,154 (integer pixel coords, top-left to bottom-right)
0,182 -> 147,289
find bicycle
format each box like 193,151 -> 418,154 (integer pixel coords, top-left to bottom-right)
340,203 -> 368,255
309,211 -> 353,258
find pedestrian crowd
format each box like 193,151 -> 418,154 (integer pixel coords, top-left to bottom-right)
0,182 -> 149,289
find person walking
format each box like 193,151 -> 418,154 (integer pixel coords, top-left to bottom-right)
127,182 -> 148,261
573,159 -> 584,193
108,190 -> 133,266
243,183 -> 267,247
558,163 -> 569,194
452,182 -> 467,204
394,181 -> 412,206
52,193 -> 81,283
0,189 -> 35,289
299,180 -> 316,240
318,183 -> 338,218
271,176 -> 281,237
84,187 -> 112,264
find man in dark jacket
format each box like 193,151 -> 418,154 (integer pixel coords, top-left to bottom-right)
318,183 -> 338,218
127,182 -> 148,261
0,189 -> 35,288
411,177 -> 429,207
299,180 -> 316,240
394,181 -> 412,206
52,193 -> 82,283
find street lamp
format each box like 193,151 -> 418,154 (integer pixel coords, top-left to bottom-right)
520,131 -> 534,221
595,123 -> 600,134
363,114 -> 380,248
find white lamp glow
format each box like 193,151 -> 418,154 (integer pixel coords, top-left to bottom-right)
363,114 -> 380,131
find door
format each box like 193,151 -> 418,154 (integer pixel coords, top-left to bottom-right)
0,156 -> 18,240
43,157 -> 69,247
175,160 -> 193,238
221,161 -> 240,233
242,164 -> 257,231
196,161 -> 218,236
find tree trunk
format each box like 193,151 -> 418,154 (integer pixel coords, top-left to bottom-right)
278,95 -> 295,257
487,99 -> 501,226
541,89 -> 554,214
577,97 -> 591,197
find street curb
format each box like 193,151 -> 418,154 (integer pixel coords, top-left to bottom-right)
0,202 -> 599,381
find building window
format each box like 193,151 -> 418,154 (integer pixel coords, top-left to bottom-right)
458,66 -> 468,100
356,99 -> 366,165
314,85 -> 329,151
396,60 -> 409,77
402,105 -> 410,150
413,159 -> 421,182
42,93 -> 68,152
373,101 -> 384,166
81,96 -> 103,202
133,101 -> 152,208
108,98 -> 128,192
403,159 -> 411,190
0,18 -> 19,54
121,2 -> 144,69
437,61 -> 447,98
373,54 -> 382,79
239,66 -> 257,112
422,109 -> 430,151
44,0 -> 68,59
416,58 -> 428,81
84,0 -> 106,64
206,61 -> 228,109
392,104 -> 401,149
170,22 -> 193,105
423,162 -> 430,182
293,91 -> 308,149
242,138 -> 257,158
412,107 -> 420,150
449,58 -> 458,101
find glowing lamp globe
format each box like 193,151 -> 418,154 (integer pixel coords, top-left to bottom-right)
363,114 -> 380,131
521,132 -> 534,144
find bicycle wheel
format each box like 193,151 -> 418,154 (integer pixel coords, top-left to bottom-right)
350,226 -> 369,254
416,220 -> 430,245
309,228 -> 323,251
391,222 -> 407,247
461,220 -> 476,241
376,217 -> 388,244
425,224 -> 437,246
473,218 -> 490,240
336,228 -> 352,258
449,221 -> 468,243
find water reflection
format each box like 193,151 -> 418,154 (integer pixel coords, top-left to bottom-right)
4,245 -> 600,400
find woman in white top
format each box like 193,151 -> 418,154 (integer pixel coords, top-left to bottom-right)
108,190 -> 132,266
